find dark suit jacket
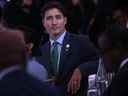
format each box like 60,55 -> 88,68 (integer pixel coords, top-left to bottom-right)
0,69 -> 58,96
39,32 -> 99,95
103,63 -> 128,96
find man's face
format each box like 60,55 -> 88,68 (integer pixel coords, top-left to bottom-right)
43,8 -> 67,39
72,0 -> 80,6
23,0 -> 32,6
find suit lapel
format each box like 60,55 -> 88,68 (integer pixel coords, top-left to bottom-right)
59,32 -> 72,74
44,42 -> 51,66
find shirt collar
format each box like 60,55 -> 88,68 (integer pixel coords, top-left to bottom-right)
0,65 -> 21,80
50,31 -> 66,46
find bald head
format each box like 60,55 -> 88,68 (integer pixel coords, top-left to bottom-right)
0,28 -> 27,69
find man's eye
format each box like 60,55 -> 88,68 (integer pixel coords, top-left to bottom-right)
46,16 -> 52,20
55,15 -> 62,19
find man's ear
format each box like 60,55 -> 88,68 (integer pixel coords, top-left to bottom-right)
29,43 -> 34,50
42,19 -> 45,27
26,43 -> 34,54
64,17 -> 67,25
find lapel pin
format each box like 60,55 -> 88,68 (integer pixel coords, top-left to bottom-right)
66,44 -> 70,48
65,44 -> 70,51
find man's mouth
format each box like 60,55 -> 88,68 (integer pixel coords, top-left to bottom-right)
52,27 -> 59,30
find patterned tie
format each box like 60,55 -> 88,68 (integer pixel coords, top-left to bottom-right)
51,41 -> 59,75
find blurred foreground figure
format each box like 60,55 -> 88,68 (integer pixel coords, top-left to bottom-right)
98,25 -> 128,96
0,26 -> 59,96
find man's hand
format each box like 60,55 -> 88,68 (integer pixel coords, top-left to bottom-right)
67,68 -> 82,95
44,76 -> 56,85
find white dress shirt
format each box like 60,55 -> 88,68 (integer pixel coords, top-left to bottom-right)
50,31 -> 66,72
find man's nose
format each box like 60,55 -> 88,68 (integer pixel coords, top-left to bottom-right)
52,18 -> 57,25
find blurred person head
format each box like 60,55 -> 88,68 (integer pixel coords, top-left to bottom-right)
41,1 -> 67,40
112,9 -> 124,27
72,0 -> 80,6
16,26 -> 34,55
112,4 -> 128,29
0,26 -> 27,70
98,24 -> 128,72
22,0 -> 32,6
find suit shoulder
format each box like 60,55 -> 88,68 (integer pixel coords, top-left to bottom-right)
68,33 -> 89,42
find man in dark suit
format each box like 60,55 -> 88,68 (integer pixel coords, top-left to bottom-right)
98,24 -> 128,96
0,26 -> 59,96
39,1 -> 99,96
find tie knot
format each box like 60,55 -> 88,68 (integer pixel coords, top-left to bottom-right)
53,41 -> 59,47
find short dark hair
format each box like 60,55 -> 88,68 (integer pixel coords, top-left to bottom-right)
41,1 -> 67,19
100,24 -> 128,50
